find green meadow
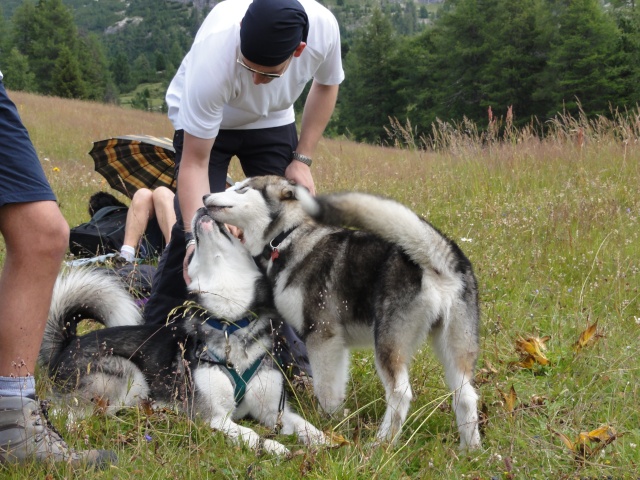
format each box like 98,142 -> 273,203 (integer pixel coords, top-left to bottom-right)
1,90 -> 639,479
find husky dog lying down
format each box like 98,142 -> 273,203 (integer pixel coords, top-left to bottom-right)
203,175 -> 481,449
38,209 -> 327,455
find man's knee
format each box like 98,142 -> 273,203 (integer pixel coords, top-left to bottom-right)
0,201 -> 68,259
132,188 -> 154,207
152,187 -> 174,204
33,210 -> 69,260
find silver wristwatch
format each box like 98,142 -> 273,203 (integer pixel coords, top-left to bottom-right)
292,151 -> 312,167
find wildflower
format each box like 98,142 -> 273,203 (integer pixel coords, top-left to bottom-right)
53,167 -> 60,172
460,237 -> 473,243
144,434 -> 152,442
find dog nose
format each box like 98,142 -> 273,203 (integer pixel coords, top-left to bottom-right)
202,194 -> 209,204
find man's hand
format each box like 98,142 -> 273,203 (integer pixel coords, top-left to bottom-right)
285,160 -> 315,196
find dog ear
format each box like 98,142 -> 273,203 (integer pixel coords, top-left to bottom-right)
281,184 -> 298,200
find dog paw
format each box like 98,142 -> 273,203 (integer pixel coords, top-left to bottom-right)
262,439 -> 290,456
304,430 -> 330,446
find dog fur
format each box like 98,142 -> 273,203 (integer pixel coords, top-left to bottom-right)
202,175 -> 481,449
38,210 -> 327,455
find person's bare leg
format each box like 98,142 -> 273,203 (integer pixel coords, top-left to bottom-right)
0,201 -> 117,466
152,186 -> 176,243
0,200 -> 68,378
121,188 -> 154,259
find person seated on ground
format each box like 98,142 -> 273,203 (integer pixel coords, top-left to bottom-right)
88,187 -> 176,262
120,187 -> 176,262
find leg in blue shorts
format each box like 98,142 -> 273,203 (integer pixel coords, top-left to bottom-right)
0,79 -> 115,466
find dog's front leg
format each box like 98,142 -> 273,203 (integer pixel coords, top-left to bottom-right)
242,369 -> 327,448
209,413 -> 289,455
278,409 -> 328,446
194,367 -> 290,455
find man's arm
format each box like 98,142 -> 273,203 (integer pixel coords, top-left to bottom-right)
178,132 -> 215,283
284,80 -> 339,196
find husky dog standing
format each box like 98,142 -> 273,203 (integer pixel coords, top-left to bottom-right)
38,209 -> 327,455
202,175 -> 481,449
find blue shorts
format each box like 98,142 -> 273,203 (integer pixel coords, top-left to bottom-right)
0,81 -> 56,207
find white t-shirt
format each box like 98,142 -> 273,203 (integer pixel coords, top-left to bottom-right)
166,0 -> 344,139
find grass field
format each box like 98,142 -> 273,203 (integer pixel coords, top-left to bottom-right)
118,82 -> 167,112
1,90 -> 639,479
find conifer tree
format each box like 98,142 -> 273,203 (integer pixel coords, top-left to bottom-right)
427,0 -> 490,124
77,32 -> 112,101
478,0 -> 548,126
2,47 -> 37,92
51,45 -> 86,98
18,0 -> 79,95
542,0 -> 623,116
337,9 -> 398,143
607,0 -> 640,109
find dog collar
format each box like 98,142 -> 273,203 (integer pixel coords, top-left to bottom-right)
264,228 -> 296,262
205,316 -> 254,334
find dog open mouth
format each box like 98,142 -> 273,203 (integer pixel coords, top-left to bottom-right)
206,204 -> 231,212
193,207 -> 235,243
194,207 -> 214,226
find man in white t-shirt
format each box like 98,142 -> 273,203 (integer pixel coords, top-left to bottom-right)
145,0 -> 344,374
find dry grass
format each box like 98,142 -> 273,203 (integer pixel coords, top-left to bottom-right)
1,90 -> 639,479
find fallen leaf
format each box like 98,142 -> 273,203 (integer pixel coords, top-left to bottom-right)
553,429 -> 575,452
140,398 -> 154,416
582,425 -> 620,449
530,395 -> 547,407
515,355 -> 537,369
516,336 -> 550,365
324,430 -> 350,447
551,424 -> 622,462
299,451 -> 316,476
573,320 -> 602,353
498,385 -> 518,415
92,396 -> 109,415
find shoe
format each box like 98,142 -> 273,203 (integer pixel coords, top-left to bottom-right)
0,396 -> 116,469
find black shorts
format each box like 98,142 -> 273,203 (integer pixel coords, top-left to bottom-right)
172,123 -> 298,195
0,81 -> 56,207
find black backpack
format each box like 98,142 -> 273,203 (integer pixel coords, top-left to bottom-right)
69,206 -> 128,257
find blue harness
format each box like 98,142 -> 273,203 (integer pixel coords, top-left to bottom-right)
200,316 -> 264,404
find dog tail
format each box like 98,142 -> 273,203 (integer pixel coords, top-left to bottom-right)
39,267 -> 143,366
296,187 -> 470,278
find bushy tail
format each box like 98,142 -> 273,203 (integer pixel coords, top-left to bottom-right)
296,187 -> 468,278
38,268 -> 143,366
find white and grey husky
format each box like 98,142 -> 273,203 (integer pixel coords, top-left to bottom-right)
203,175 -> 481,449
38,208 -> 327,455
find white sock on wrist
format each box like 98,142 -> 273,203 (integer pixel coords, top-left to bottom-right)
120,245 -> 136,262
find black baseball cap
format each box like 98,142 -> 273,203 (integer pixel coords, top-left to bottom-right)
240,0 -> 309,67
